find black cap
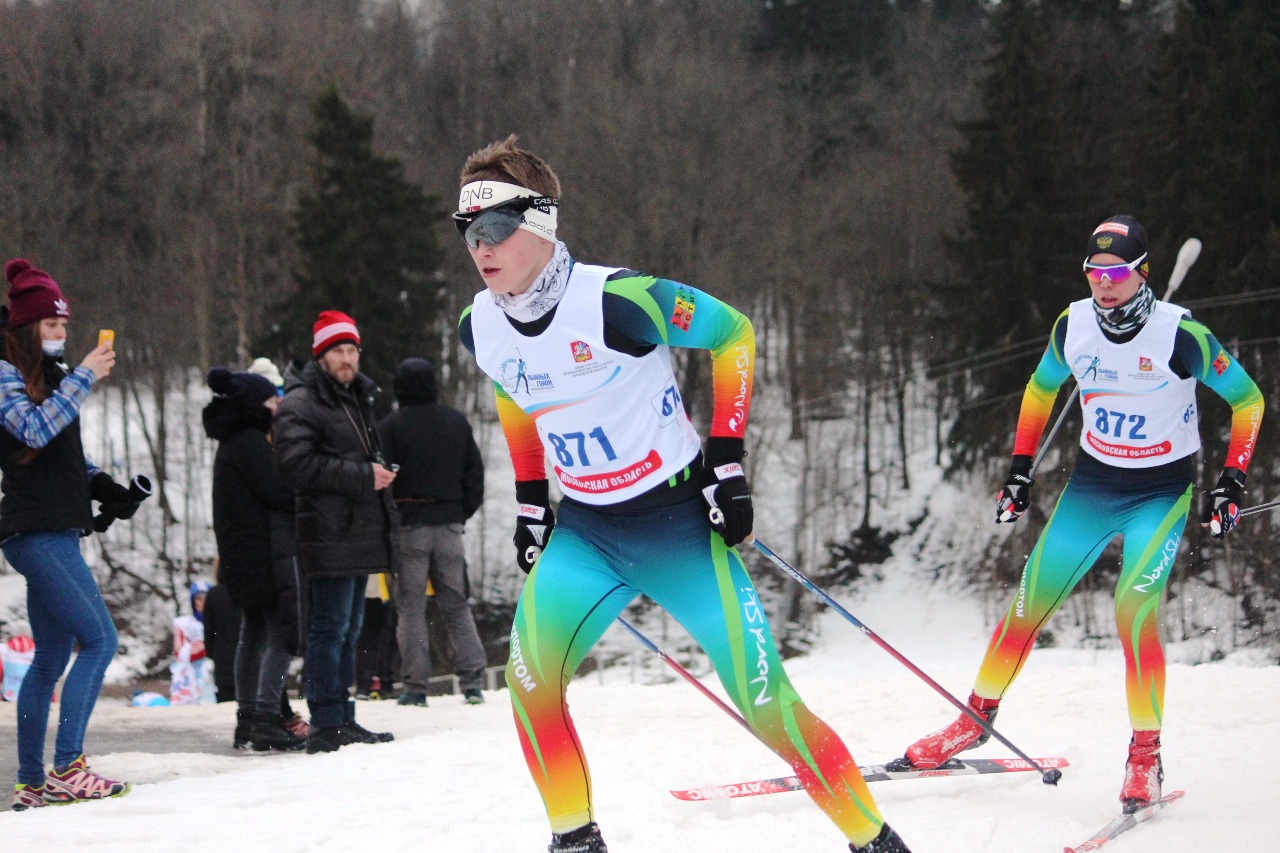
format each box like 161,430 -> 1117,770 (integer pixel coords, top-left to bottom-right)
1086,215 -> 1149,265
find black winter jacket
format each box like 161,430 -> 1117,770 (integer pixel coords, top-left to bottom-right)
377,358 -> 484,527
204,397 -> 295,609
273,360 -> 398,578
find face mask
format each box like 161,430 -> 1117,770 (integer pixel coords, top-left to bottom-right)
42,339 -> 65,357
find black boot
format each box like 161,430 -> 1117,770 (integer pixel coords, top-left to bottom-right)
249,710 -> 307,752
233,708 -> 253,750
306,726 -> 344,754
548,823 -> 608,853
851,824 -> 911,853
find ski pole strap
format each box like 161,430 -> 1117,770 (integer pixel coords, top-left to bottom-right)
750,538 -> 1063,786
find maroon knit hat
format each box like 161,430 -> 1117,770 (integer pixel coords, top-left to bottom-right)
312,310 -> 361,357
4,258 -> 70,329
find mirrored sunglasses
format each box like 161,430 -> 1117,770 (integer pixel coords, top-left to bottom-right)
452,196 -> 557,249
1083,252 -> 1147,285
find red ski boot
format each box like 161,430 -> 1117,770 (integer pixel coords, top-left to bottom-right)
900,692 -> 1000,769
1119,730 -> 1163,814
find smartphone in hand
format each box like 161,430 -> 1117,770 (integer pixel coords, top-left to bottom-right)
98,329 -> 115,349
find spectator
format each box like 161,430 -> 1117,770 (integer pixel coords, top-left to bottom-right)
248,356 -> 285,393
170,580 -> 215,705
201,577 -> 240,704
203,366 -> 306,751
274,310 -> 398,754
378,357 -> 487,707
354,573 -> 398,700
1,623 -> 36,702
1,258 -> 133,810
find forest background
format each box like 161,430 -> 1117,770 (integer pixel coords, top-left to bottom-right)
0,0 -> 1278,676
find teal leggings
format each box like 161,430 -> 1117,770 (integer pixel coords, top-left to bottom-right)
506,494 -> 886,846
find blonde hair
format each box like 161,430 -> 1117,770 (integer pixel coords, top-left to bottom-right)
459,134 -> 561,198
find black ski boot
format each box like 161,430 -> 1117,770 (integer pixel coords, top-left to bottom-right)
850,823 -> 911,853
548,822 -> 608,853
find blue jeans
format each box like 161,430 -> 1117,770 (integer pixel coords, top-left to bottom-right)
305,575 -> 365,727
4,530 -> 118,786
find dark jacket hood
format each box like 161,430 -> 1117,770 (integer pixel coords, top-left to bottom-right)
285,358 -> 378,406
203,396 -> 273,441
393,358 -> 438,405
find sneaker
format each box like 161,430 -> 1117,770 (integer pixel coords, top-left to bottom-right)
900,692 -> 999,769
851,824 -> 911,852
1119,730 -> 1163,814
397,691 -> 428,707
340,721 -> 395,745
306,726 -> 345,754
463,688 -> 485,705
249,712 -> 308,752
43,755 -> 130,805
548,822 -> 608,853
13,783 -> 47,811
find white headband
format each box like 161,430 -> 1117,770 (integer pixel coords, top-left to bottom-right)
457,180 -> 557,243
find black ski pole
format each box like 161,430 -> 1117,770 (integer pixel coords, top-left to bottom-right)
750,538 -> 1063,786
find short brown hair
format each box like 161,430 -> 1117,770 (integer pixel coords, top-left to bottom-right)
459,134 -> 561,199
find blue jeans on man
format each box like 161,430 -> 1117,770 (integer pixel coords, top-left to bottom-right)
4,530 -> 118,786
304,575 -> 365,728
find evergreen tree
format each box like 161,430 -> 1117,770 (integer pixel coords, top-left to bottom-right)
935,0 -> 1083,467
278,85 -> 445,395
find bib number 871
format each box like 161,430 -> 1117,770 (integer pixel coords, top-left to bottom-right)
1094,408 -> 1147,439
548,427 -> 617,467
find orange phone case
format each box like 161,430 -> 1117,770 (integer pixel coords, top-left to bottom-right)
98,329 -> 115,349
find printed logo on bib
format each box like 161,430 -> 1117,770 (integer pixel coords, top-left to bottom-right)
500,354 -> 554,395
570,341 -> 593,363
1086,432 -> 1172,459
555,449 -> 663,493
1073,353 -> 1117,383
1139,357 -> 1152,372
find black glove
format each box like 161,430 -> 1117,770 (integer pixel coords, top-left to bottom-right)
995,457 -> 1034,524
513,480 -> 555,574
701,437 -> 753,547
92,474 -> 153,532
1202,468 -> 1245,539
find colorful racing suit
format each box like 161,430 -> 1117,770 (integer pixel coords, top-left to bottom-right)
977,302 -> 1263,730
460,262 -> 888,847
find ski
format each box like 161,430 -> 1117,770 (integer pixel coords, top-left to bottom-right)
1063,790 -> 1185,853
671,756 -> 1069,801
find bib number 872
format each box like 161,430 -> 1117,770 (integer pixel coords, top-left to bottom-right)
1094,408 -> 1147,439
548,426 -> 617,467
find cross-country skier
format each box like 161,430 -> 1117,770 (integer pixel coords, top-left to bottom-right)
456,136 -> 910,853
894,215 -> 1264,814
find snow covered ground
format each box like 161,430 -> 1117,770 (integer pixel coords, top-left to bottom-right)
2,561 -> 1275,853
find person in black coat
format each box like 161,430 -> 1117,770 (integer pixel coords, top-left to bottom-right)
200,580 -> 240,704
273,311 -> 398,752
378,357 -> 487,706
204,367 -> 305,751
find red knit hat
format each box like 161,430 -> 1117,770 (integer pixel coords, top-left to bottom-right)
312,310 -> 361,357
4,258 -> 70,329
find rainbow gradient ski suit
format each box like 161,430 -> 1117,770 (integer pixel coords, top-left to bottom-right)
460,263 -> 889,848
975,301 -> 1263,731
